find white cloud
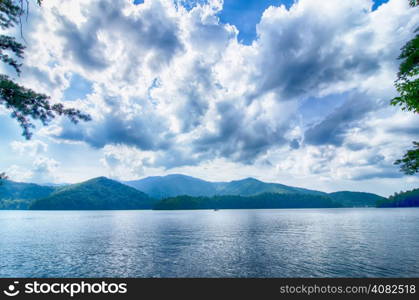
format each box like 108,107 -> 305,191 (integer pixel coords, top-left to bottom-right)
10,140 -> 48,157
31,157 -> 60,183
2,0 -> 417,194
100,145 -> 145,180
5,156 -> 60,184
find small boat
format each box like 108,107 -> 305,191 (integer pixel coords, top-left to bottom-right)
213,208 -> 219,211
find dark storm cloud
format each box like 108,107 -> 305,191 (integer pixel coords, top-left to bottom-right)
304,95 -> 380,146
55,0 -> 183,72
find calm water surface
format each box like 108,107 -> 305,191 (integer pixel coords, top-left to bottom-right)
0,208 -> 418,277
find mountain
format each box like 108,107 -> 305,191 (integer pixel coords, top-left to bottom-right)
125,174 -> 217,199
328,191 -> 386,207
2,174 -> 387,210
125,174 -> 325,199
127,174 -> 385,207
0,180 -> 56,209
214,177 -> 326,197
154,193 -> 343,210
30,177 -> 154,210
377,189 -> 419,207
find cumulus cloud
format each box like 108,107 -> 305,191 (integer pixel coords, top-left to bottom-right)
304,93 -> 383,146
101,145 -> 145,180
30,157 -> 60,183
5,157 -> 60,184
10,140 -> 48,157
7,141 -> 60,183
7,0 -> 418,186
248,0 -> 379,101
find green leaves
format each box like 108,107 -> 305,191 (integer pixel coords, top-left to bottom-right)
395,141 -> 419,175
0,74 -> 91,139
391,32 -> 419,113
0,0 -> 21,30
0,34 -> 25,74
0,0 -> 91,140
391,1 -> 418,175
398,31 -> 419,78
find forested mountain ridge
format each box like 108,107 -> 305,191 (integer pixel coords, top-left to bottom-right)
125,174 -> 326,199
0,174 -> 393,210
30,177 -> 155,210
0,180 -> 56,209
377,189 -> 419,207
154,193 -> 343,210
328,191 -> 386,207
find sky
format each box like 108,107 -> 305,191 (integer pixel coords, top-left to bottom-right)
0,0 -> 418,196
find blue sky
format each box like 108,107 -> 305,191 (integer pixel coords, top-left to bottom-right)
0,0 -> 417,196
63,74 -> 93,101
139,0 -> 390,44
219,0 -> 389,44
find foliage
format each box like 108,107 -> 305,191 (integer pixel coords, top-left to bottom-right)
214,177 -> 325,197
153,193 -> 343,210
0,75 -> 91,138
1,174 -> 387,210
0,0 -> 90,139
395,141 -> 419,175
30,177 -> 155,210
390,30 -> 419,113
328,191 -> 386,207
0,178 -> 55,209
377,188 -> 419,207
391,1 -> 418,174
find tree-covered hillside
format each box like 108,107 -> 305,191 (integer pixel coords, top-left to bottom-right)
125,174 -> 217,199
377,189 -> 419,207
0,180 -> 56,209
1,174 -> 389,210
214,178 -> 326,197
154,193 -> 342,210
328,191 -> 386,207
30,177 -> 155,210
126,174 -> 326,199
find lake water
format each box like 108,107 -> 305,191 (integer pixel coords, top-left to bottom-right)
0,208 -> 418,277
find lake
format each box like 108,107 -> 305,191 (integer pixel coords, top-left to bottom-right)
0,208 -> 418,277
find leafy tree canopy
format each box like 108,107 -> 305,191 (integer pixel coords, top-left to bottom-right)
392,0 -> 418,175
0,0 -> 90,184
0,0 -> 91,140
395,141 -> 419,175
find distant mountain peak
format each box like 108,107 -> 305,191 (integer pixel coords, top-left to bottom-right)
89,176 -> 110,181
235,177 -> 261,182
125,174 -> 327,199
165,174 -> 193,178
